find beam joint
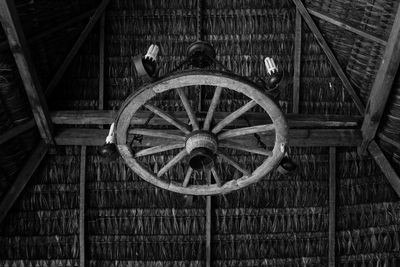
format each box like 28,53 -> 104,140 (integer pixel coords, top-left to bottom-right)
360,4 -> 400,153
292,0 -> 365,115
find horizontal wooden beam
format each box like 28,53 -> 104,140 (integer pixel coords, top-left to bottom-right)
292,0 -> 365,115
45,0 -> 111,98
0,0 -> 53,144
0,140 -> 48,223
361,3 -> 400,153
307,8 -> 387,46
51,110 -> 361,128
54,128 -> 362,147
0,119 -> 35,145
368,140 -> 400,197
0,8 -> 95,52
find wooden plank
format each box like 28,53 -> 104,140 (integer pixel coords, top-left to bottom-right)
307,8 -> 387,46
55,128 -> 362,147
206,195 -> 211,267
328,147 -> 336,267
98,14 -> 105,110
0,0 -> 53,144
51,110 -> 362,128
293,10 -> 301,114
79,146 -> 87,267
0,140 -> 48,223
368,140 -> 400,197
292,0 -> 365,115
361,4 -> 400,153
0,119 -> 35,145
45,0 -> 111,98
0,9 -> 95,52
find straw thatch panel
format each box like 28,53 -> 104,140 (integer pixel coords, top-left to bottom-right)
1,145 -> 399,266
0,56 -> 38,198
0,0 -> 99,197
378,69 -> 400,170
2,0 -> 400,266
50,0 -> 398,115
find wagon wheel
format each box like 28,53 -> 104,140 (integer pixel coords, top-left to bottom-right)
115,70 -> 288,196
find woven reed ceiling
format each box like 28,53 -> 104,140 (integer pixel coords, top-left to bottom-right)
0,0 -> 400,266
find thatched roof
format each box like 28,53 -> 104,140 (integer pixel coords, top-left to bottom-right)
0,0 -> 400,266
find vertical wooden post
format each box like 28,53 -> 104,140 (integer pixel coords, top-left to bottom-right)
329,147 -> 336,267
98,14 -> 105,111
293,10 -> 301,114
206,195 -> 212,267
79,146 -> 87,267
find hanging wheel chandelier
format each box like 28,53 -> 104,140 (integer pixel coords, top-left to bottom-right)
111,41 -> 289,196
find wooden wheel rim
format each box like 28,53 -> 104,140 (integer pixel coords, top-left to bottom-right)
115,70 -> 288,195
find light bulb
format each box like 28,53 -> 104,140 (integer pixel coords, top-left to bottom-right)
264,57 -> 278,75
105,123 -> 115,144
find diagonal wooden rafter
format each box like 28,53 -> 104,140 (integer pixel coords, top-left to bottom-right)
0,8 -> 96,53
0,0 -> 54,144
45,0 -> 111,98
307,8 -> 387,46
360,3 -> 400,153
368,140 -> 400,197
292,0 -> 365,115
0,140 -> 48,223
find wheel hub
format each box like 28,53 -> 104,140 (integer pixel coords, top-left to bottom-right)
186,131 -> 217,170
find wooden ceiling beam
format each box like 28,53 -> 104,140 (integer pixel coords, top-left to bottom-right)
51,110 -> 362,128
292,10 -> 301,114
54,128 -> 362,147
360,4 -> 400,153
0,8 -> 95,52
0,140 -> 48,223
307,8 -> 387,46
0,0 -> 53,144
292,0 -> 365,115
45,0 -> 111,98
328,147 -> 336,267
79,146 -> 87,267
0,119 -> 36,145
368,140 -> 400,197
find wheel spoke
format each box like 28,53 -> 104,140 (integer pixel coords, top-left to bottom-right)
217,152 -> 250,176
212,100 -> 257,134
129,129 -> 186,141
182,167 -> 193,187
157,149 -> 188,177
144,104 -> 191,134
177,88 -> 199,130
211,167 -> 222,187
135,141 -> 185,157
218,124 -> 275,140
205,169 -> 212,185
203,86 -> 223,130
219,140 -> 273,156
